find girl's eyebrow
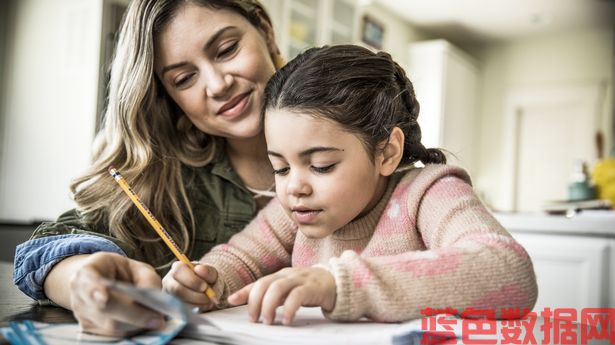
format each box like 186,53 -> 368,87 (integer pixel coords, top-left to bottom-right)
267,147 -> 343,158
159,26 -> 238,76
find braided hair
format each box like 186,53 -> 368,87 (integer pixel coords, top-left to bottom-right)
264,45 -> 445,169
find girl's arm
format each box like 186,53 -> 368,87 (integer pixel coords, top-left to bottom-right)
321,171 -> 538,322
198,199 -> 298,304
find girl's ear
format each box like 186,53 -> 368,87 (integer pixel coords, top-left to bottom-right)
378,127 -> 404,176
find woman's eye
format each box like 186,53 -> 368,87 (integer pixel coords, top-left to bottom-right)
174,74 -> 194,88
311,164 -> 336,174
272,167 -> 289,176
218,41 -> 239,58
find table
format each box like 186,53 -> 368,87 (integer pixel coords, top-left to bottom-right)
0,261 -> 74,329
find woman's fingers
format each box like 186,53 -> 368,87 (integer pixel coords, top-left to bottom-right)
128,259 -> 162,289
68,253 -> 165,336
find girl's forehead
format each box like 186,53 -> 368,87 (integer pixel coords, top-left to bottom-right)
265,109 -> 351,139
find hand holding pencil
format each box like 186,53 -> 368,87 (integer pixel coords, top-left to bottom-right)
109,167 -> 218,305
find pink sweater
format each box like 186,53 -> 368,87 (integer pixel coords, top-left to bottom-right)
203,164 -> 538,322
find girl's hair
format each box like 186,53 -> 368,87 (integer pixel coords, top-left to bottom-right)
70,0 -> 280,269
264,45 -> 446,169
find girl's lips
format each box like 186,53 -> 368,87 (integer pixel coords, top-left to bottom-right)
292,209 -> 322,224
216,91 -> 251,118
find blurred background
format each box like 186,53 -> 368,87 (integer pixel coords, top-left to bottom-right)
0,0 -> 614,312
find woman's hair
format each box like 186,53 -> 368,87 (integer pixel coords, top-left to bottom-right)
264,45 -> 446,169
70,0 -> 280,269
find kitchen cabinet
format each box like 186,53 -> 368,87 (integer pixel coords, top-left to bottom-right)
407,39 -> 479,175
495,212 -> 615,312
278,0 -> 359,59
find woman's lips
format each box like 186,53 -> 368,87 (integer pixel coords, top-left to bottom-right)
216,91 -> 251,118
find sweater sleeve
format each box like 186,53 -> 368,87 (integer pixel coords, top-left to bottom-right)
322,166 -> 538,322
201,199 -> 298,304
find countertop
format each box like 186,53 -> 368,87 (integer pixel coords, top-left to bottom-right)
494,210 -> 615,237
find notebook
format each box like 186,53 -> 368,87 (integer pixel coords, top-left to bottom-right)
1,282 -> 459,345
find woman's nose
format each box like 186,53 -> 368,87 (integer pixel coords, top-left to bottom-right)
204,67 -> 233,98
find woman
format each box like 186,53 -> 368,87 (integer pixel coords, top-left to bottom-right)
13,0 -> 283,336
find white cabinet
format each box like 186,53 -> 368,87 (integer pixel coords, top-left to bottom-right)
511,232 -> 610,311
496,213 -> 615,312
278,0 -> 359,59
407,40 -> 479,175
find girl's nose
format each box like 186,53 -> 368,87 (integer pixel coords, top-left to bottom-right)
286,172 -> 312,197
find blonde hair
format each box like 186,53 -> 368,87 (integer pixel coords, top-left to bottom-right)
70,0 -> 281,268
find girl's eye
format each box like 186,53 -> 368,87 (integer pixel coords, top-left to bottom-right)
218,41 -> 239,58
272,167 -> 289,176
311,164 -> 336,174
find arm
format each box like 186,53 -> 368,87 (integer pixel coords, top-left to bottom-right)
13,209 -> 134,301
163,199 -> 297,307
322,173 -> 538,322
13,210 -> 164,336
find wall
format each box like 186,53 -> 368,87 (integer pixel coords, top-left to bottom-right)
474,26 -> 614,211
357,2 -> 431,65
0,0 -> 103,222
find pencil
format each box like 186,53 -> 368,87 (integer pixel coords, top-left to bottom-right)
108,166 -> 218,303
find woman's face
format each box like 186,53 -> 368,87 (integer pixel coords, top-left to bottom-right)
154,3 -> 276,140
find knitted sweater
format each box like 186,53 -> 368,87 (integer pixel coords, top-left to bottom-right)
203,164 -> 538,322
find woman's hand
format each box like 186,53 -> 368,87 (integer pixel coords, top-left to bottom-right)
162,261 -> 218,311
227,267 -> 336,325
48,252 -> 164,336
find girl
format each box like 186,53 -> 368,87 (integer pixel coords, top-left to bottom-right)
13,0 -> 283,336
163,45 -> 538,325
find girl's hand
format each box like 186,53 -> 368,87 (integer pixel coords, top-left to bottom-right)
66,252 -> 164,336
162,261 -> 218,311
227,267 -> 336,325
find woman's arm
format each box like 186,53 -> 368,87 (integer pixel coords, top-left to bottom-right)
43,252 -> 164,336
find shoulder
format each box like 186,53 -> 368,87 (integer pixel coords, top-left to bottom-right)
397,164 -> 471,190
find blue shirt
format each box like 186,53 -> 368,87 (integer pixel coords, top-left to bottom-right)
13,234 -> 124,300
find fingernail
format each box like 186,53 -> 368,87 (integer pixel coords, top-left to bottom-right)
92,290 -> 106,305
147,318 -> 162,329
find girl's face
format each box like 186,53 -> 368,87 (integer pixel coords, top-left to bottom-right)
265,110 -> 389,239
154,3 -> 276,140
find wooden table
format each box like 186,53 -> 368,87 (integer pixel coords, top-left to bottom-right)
0,261 -> 74,343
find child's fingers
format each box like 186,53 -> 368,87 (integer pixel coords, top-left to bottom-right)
168,261 -> 207,290
260,279 -> 296,325
228,283 -> 253,305
162,262 -> 213,305
245,277 -> 277,322
194,264 -> 218,285
282,287 -> 305,325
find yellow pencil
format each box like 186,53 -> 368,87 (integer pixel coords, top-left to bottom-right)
108,166 -> 217,303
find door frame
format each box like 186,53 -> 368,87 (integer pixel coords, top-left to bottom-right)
501,82 -> 607,211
